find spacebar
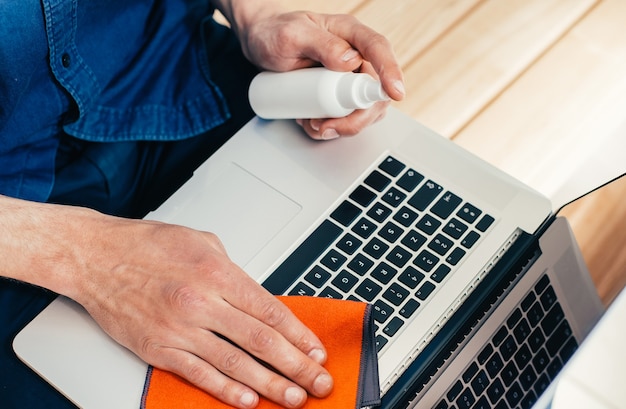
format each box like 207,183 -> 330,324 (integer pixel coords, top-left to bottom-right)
262,219 -> 342,294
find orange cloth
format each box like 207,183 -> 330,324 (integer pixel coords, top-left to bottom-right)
141,296 -> 379,409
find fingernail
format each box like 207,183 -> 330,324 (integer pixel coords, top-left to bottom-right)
313,373 -> 333,396
309,119 -> 322,131
393,80 -> 406,96
321,129 -> 340,140
240,391 -> 257,408
295,119 -> 303,127
308,348 -> 326,364
342,48 -> 360,62
284,386 -> 306,407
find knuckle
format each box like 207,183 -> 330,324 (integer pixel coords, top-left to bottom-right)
248,325 -> 275,353
184,361 -> 211,386
216,348 -> 246,374
166,284 -> 204,312
258,300 -> 288,327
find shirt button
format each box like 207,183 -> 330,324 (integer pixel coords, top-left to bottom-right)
61,53 -> 71,68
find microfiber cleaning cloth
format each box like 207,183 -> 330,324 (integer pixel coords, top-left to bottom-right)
141,296 -> 380,409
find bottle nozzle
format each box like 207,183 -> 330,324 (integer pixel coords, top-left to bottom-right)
338,73 -> 389,111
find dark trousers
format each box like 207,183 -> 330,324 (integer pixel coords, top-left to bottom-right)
0,22 -> 258,408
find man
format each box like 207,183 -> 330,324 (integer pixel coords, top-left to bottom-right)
0,0 -> 405,407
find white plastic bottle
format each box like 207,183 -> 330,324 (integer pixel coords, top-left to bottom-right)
248,67 -> 389,119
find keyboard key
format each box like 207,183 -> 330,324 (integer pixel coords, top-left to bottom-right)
399,266 -> 425,289
364,170 -> 391,192
507,308 -> 523,329
331,270 -> 359,293
492,326 -> 508,347
263,219 -> 341,294
533,374 -> 551,397
476,214 -> 495,232
528,302 -> 545,327
379,221 -> 404,243
443,218 -> 468,239
446,247 -> 466,266
471,370 -> 489,396
352,217 -> 377,239
416,280 -> 436,300
347,253 -> 374,276
431,191 -> 462,219
431,264 -> 451,283
520,391 -> 537,409
540,286 -> 558,310
505,381 -> 523,407
367,202 -> 392,223
477,344 -> 494,365
414,249 -> 439,272
416,214 -> 441,235
546,321 -> 572,355
541,303 -> 565,337
514,318 -> 532,344
500,335 -> 518,361
502,361 -> 519,387
487,378 -> 505,404
408,180 -> 443,211
355,278 -> 382,301
457,203 -> 482,224
386,246 -> 412,268
375,335 -> 388,352
519,365 -> 537,391
382,187 -> 407,207
336,233 -> 362,255
535,275 -> 550,295
397,169 -> 424,192
383,317 -> 405,337
532,347 -> 550,373
559,337 -> 578,363
462,362 -> 479,383
514,344 -> 532,370
401,229 -> 427,251
304,266 -> 332,288
456,387 -> 476,409
483,355 -> 506,384
521,291 -> 537,312
330,201 -> 362,226
399,298 -> 420,318
447,380 -> 463,401
393,206 -> 419,227
383,283 -> 410,306
461,231 -> 480,249
350,185 -> 377,207
428,234 -> 453,256
320,286 -> 343,299
474,396 -> 490,409
320,249 -> 346,271
528,327 -> 546,353
379,156 -> 405,177
372,299 -> 394,323
371,262 -> 398,285
364,237 -> 389,259
289,282 -> 315,296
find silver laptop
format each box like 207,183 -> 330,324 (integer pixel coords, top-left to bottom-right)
12,107 -> 609,408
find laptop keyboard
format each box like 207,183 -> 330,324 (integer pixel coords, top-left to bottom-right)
263,155 -> 495,353
434,274 -> 578,409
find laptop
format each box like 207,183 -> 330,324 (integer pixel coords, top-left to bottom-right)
12,106 -> 617,408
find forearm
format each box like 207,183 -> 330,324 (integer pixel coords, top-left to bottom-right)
0,195 -> 124,302
210,0 -> 284,39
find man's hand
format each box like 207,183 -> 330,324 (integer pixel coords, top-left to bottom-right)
214,1 -> 406,140
1,197 -> 332,409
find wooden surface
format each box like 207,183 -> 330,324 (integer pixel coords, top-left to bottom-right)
274,0 -> 626,306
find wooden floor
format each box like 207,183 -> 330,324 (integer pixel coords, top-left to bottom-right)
270,0 -> 626,307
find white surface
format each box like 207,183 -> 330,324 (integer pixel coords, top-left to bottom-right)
551,287 -> 626,409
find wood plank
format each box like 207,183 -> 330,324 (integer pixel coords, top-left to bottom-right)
392,0 -> 597,138
452,0 -> 626,306
354,0 -> 483,68
453,0 -> 626,194
274,0 -> 363,15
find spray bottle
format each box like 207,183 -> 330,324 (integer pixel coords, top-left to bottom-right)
248,67 -> 389,119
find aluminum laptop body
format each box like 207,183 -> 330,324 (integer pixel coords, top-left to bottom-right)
12,107 -> 602,408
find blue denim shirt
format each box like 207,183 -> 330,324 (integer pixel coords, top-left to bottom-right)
0,0 -> 229,202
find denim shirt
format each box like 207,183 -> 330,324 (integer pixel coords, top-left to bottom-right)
0,0 -> 229,202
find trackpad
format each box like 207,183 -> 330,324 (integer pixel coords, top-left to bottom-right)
153,163 -> 301,267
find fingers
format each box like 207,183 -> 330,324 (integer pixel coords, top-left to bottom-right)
301,13 -> 405,101
151,299 -> 332,409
